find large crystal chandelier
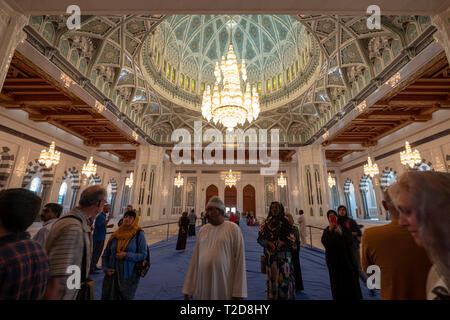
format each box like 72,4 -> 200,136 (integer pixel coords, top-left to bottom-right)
278,172 -> 287,188
125,172 -> 134,188
82,156 -> 97,177
38,141 -> 61,168
223,169 -> 238,187
327,172 -> 336,188
363,156 -> 379,178
201,18 -> 260,131
400,141 -> 421,168
174,172 -> 184,188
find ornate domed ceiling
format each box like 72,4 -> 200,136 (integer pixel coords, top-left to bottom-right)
150,15 -> 309,85
27,14 -> 434,145
141,14 -> 320,112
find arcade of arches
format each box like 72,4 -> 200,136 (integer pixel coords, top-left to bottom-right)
0,0 -> 449,227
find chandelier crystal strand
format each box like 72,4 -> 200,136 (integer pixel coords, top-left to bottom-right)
278,172 -> 287,188
38,141 -> 61,168
363,156 -> 379,178
174,172 -> 184,188
327,172 -> 336,188
125,172 -> 134,188
201,18 -> 260,131
82,156 -> 97,177
400,141 -> 422,168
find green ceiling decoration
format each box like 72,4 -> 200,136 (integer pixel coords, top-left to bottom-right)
26,14 -> 433,145
151,15 -> 306,85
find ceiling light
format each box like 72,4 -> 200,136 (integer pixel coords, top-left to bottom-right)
278,172 -> 287,188
174,172 -> 184,188
201,17 -> 260,131
38,141 -> 60,168
400,141 -> 421,168
82,156 -> 97,177
363,156 -> 379,178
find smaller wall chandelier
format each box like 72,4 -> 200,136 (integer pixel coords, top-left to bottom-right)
174,172 -> 184,188
223,169 -> 239,187
82,156 -> 97,177
278,172 -> 287,188
38,141 -> 61,168
400,141 -> 421,168
125,172 -> 134,188
363,156 -> 379,178
327,172 -> 336,188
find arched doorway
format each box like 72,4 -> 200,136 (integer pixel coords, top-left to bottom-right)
224,186 -> 237,213
243,184 -> 256,216
205,184 -> 219,207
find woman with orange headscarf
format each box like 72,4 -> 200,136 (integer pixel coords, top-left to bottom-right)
101,210 -> 148,300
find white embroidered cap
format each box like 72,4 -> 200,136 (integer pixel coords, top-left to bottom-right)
206,196 -> 225,212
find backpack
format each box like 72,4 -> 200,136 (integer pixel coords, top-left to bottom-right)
134,230 -> 151,277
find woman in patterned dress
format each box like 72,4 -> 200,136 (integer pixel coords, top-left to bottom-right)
258,201 -> 297,300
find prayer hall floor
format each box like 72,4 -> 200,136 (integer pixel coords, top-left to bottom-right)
90,222 -> 380,300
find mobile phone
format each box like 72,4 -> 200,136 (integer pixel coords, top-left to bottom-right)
330,215 -> 337,226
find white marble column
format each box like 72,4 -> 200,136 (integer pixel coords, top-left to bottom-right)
296,144 -> 330,224
432,7 -> 450,64
0,1 -> 27,90
132,144 -> 165,222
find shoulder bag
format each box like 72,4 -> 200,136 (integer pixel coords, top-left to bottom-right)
135,230 -> 151,278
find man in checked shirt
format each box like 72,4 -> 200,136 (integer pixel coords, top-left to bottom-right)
0,188 -> 50,300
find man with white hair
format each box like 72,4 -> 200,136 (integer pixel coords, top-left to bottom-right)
182,196 -> 247,300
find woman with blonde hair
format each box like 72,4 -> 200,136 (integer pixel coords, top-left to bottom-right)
101,210 -> 148,300
389,171 -> 450,300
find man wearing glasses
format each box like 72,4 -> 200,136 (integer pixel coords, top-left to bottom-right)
44,185 -> 107,300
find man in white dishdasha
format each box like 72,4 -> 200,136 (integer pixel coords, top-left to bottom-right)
182,196 -> 247,300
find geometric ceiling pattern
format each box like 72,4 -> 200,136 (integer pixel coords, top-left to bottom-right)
27,14 -> 433,145
152,15 -> 307,85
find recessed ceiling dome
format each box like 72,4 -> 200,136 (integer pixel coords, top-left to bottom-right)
142,15 -> 320,109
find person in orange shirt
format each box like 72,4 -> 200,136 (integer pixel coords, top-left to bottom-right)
361,185 -> 431,300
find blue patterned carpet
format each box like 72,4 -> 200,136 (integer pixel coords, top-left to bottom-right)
91,221 -> 379,300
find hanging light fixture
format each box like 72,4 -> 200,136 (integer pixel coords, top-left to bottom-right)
38,141 -> 61,168
82,156 -> 97,177
223,169 -> 238,187
327,172 -> 336,188
363,156 -> 379,178
174,171 -> 184,188
278,172 -> 287,188
400,141 -> 421,168
125,172 -> 134,188
201,16 -> 260,131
